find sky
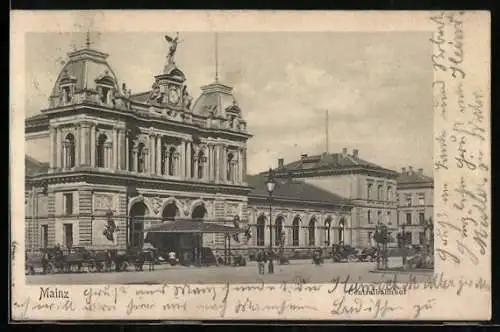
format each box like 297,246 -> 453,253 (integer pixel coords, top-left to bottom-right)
25,31 -> 433,176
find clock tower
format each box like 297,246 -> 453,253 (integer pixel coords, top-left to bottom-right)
147,61 -> 193,110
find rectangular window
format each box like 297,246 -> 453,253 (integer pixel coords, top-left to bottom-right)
368,232 -> 373,245
406,194 -> 412,207
41,225 -> 49,248
377,185 -> 383,201
406,213 -> 412,225
367,184 -> 372,200
419,212 -> 425,225
63,223 -> 73,248
387,211 -> 392,225
368,210 -> 372,224
387,187 -> 392,201
63,193 -> 73,215
419,232 -> 425,244
418,194 -> 425,206
377,211 -> 382,224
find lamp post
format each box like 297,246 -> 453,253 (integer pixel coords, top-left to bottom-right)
265,168 -> 276,274
401,223 -> 407,268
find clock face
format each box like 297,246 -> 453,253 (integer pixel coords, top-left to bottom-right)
168,87 -> 180,104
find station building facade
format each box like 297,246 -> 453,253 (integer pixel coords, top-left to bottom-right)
24,36 -> 355,254
267,150 -> 400,248
25,39 -> 252,253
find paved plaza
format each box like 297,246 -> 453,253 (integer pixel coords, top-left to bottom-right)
26,259 -> 432,285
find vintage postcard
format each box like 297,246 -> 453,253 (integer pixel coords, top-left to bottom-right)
10,10 -> 491,321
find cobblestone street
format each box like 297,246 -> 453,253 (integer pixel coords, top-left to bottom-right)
26,259 -> 432,285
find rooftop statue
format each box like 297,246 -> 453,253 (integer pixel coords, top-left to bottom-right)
165,32 -> 182,65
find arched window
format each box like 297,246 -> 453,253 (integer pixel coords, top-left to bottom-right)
292,217 -> 300,246
324,217 -> 332,246
256,215 -> 265,246
162,202 -> 179,221
275,216 -> 284,246
96,134 -> 108,168
129,201 -> 149,248
227,153 -> 234,182
64,133 -> 75,169
338,218 -> 345,244
137,143 -> 146,173
168,147 -> 176,176
308,218 -> 316,246
197,151 -> 205,179
192,204 -> 207,221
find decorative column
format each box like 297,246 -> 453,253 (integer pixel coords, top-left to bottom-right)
144,148 -> 150,173
75,126 -> 81,166
180,140 -> 186,179
49,126 -> 56,169
242,147 -> 247,184
185,140 -> 192,179
118,128 -> 125,170
207,144 -> 214,181
90,124 -> 96,167
203,152 -> 209,182
214,144 -> 220,183
132,149 -> 138,172
107,142 -> 113,168
235,149 -> 241,184
113,127 -> 118,169
56,127 -> 62,169
125,133 -> 130,171
220,145 -> 227,183
149,135 -> 155,174
156,135 -> 162,175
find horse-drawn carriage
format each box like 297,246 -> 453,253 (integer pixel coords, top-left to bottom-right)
25,245 -> 160,275
331,244 -> 359,262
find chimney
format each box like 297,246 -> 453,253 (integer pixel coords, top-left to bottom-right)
278,158 -> 284,168
352,149 -> 359,158
402,167 -> 407,173
122,83 -> 127,92
408,166 -> 413,174
301,154 -> 308,160
342,148 -> 347,156
418,168 -> 424,174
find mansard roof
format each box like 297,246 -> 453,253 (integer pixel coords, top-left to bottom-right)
50,47 -> 119,98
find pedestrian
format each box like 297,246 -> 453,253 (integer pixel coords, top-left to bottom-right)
266,249 -> 274,274
256,249 -> 265,275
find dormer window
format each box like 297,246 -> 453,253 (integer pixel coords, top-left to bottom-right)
95,72 -> 116,105
62,85 -> 73,103
101,86 -> 110,103
59,70 -> 77,105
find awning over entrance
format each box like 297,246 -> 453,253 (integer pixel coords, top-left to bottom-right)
145,219 -> 241,234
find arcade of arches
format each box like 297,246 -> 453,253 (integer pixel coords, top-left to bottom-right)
252,214 -> 347,248
129,200 -> 208,251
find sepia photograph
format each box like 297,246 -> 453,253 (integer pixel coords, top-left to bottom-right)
24,30 -> 434,285
11,11 -> 490,321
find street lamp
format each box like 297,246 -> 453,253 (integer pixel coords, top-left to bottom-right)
400,223 -> 407,267
265,168 -> 277,274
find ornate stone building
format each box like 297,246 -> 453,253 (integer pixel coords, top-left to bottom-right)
268,149 -> 400,247
25,36 -> 251,252
396,166 -> 434,245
